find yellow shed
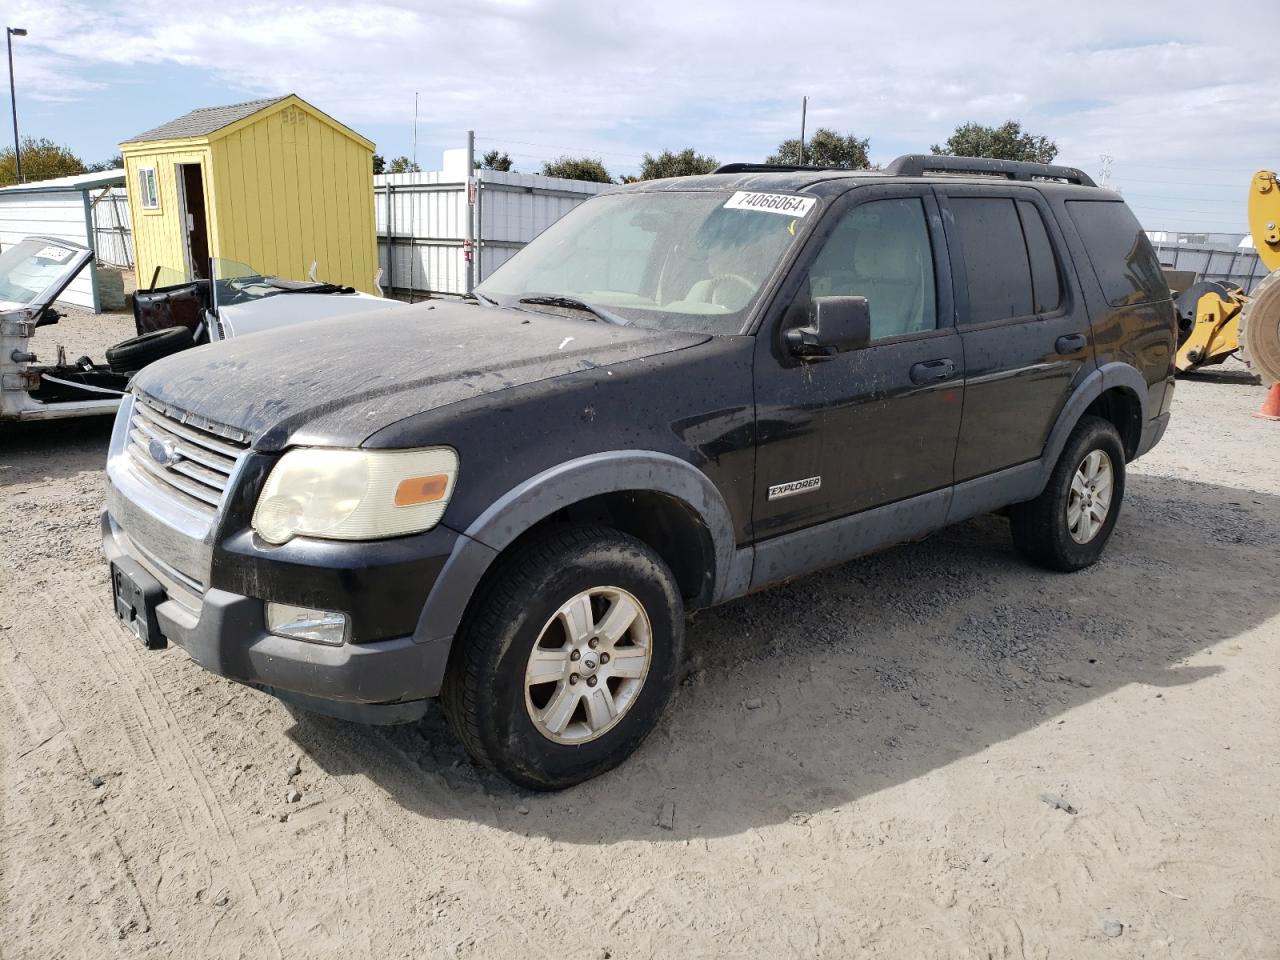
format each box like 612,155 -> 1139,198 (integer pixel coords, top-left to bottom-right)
120,94 -> 378,293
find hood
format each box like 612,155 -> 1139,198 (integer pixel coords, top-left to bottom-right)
214,289 -> 407,340
131,300 -> 708,449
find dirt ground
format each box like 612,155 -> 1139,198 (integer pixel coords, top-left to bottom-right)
2,314 -> 1278,959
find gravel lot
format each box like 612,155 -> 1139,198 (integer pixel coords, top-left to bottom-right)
2,315 -> 1278,958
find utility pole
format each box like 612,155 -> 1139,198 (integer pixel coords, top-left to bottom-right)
464,129 -> 475,294
799,96 -> 808,165
412,92 -> 418,170
6,27 -> 26,183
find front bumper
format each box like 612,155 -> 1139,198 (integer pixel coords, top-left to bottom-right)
102,507 -> 455,725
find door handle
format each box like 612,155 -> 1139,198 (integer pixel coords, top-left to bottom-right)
1055,333 -> 1088,354
909,358 -> 955,384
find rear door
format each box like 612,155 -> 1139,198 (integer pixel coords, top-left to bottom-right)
937,187 -> 1094,479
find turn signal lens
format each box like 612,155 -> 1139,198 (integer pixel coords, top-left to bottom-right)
394,473 -> 450,506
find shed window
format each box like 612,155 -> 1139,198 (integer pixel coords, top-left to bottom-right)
138,168 -> 159,210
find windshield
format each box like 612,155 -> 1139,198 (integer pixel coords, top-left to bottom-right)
476,190 -> 817,334
211,257 -> 278,307
0,239 -> 89,306
209,257 -> 353,310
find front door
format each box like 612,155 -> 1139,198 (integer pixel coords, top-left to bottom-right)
177,164 -> 210,280
935,187 -> 1094,479
751,185 -> 964,542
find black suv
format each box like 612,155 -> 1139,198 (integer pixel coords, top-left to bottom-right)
104,154 -> 1175,789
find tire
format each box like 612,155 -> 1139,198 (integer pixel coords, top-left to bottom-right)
106,326 -> 194,373
441,524 -> 685,791
1009,415 -> 1126,572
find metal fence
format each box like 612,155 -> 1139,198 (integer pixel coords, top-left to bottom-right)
90,187 -> 134,269
374,169 -> 611,297
1149,238 -> 1267,294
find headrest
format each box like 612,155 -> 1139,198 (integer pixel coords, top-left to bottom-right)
852,221 -> 920,281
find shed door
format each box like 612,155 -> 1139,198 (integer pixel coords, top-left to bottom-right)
177,163 -> 210,279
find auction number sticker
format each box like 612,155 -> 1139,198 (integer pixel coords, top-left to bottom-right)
35,245 -> 73,262
724,191 -> 816,217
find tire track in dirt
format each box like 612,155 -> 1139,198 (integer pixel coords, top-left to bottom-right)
1,629 -> 155,950
63,576 -> 287,959
299,723 -> 556,958
5,567 -> 285,958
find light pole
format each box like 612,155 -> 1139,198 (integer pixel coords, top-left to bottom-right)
7,27 -> 26,184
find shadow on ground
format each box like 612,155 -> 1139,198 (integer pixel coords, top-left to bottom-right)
0,415 -> 115,488
288,472 -> 1280,842
1176,368 -> 1262,387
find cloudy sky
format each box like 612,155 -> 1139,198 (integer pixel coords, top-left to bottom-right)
6,0 -> 1278,233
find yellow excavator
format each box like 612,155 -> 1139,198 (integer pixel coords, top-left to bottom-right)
1174,170 -> 1280,385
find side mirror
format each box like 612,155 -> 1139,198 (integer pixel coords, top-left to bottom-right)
785,295 -> 871,358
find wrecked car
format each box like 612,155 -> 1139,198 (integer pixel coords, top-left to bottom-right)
1,238 -> 401,422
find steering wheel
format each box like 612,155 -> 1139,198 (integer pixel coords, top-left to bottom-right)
707,273 -> 755,308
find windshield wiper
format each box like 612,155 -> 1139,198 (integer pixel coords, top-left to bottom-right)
516,294 -> 628,326
465,290 -> 498,306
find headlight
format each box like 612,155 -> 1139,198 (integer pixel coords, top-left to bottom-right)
252,447 -> 458,545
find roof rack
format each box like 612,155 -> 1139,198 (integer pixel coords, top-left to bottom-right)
883,154 -> 1096,187
712,162 -> 853,174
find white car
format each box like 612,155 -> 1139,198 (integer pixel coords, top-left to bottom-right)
1,238 -> 404,422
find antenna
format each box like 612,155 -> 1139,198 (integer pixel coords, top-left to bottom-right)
413,91 -> 419,169
799,96 -> 808,165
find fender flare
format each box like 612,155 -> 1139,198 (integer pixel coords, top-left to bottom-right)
1036,362 -> 1149,489
412,451 -> 743,648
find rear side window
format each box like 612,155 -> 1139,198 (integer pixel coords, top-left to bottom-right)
1017,200 -> 1062,313
949,198 -> 1033,324
1066,200 -> 1168,306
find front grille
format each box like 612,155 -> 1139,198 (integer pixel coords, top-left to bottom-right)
125,395 -> 249,519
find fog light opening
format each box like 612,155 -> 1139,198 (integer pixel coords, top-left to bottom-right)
266,603 -> 348,646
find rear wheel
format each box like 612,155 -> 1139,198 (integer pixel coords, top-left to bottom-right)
1009,415 -> 1125,572
441,525 -> 684,790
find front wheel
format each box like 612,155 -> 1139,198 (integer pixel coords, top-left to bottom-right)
441,525 -> 684,790
1009,415 -> 1126,572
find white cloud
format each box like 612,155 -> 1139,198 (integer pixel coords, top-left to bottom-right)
8,0 -> 1280,228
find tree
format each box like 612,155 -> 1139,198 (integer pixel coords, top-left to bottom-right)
542,156 -> 612,183
637,148 -> 719,180
477,149 -> 513,172
387,156 -> 421,174
930,121 -> 1057,164
372,154 -> 386,175
85,154 -> 123,173
768,128 -> 870,169
0,136 -> 86,185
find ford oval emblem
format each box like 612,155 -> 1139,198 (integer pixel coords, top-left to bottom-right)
148,437 -> 180,466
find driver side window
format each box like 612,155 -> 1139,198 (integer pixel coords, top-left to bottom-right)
805,198 -> 938,339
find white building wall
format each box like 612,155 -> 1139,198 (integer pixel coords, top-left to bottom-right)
374,168 -> 611,296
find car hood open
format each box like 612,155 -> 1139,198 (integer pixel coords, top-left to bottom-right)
131,299 -> 709,450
